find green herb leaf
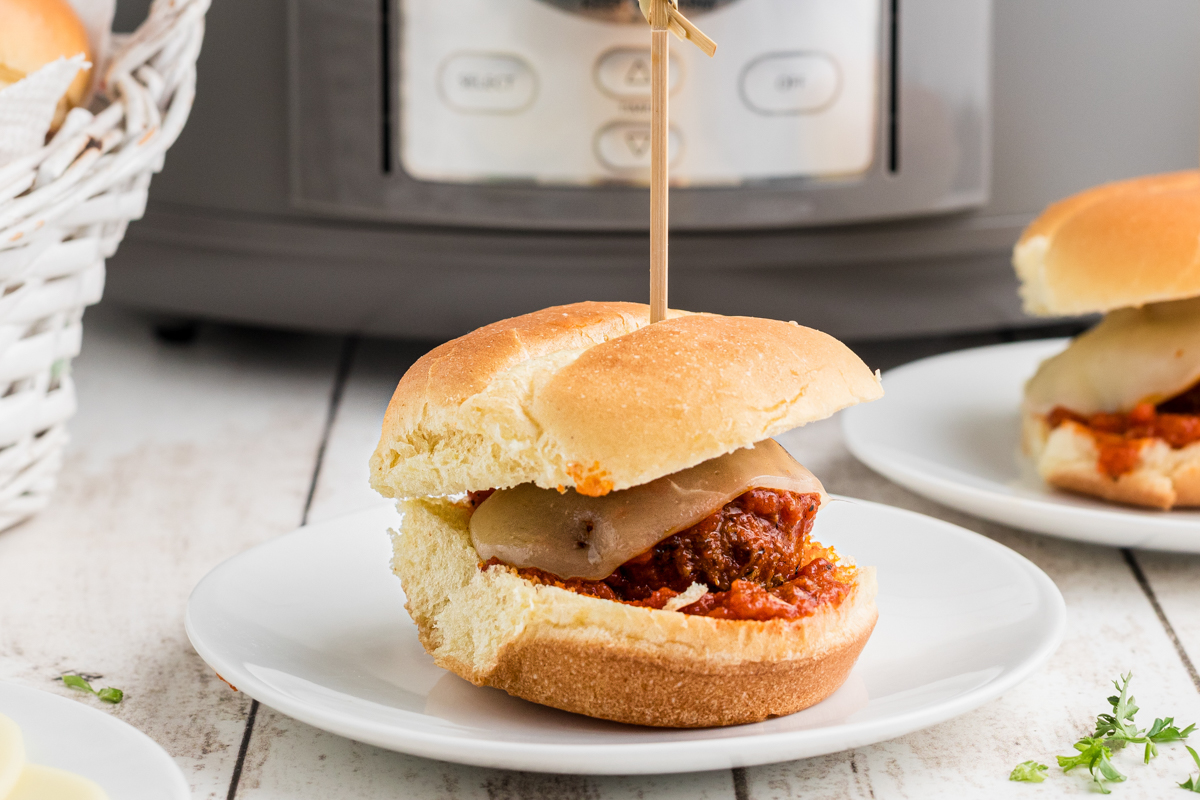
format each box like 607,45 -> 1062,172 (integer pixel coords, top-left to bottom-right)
1094,748 -> 1126,788
1058,737 -> 1125,794
1149,719 -> 1196,744
95,687 -> 123,704
1094,672 -> 1140,745
60,674 -> 123,704
1180,746 -> 1200,792
1057,739 -> 1097,771
61,675 -> 95,694
1138,718 -> 1195,763
1009,761 -> 1049,783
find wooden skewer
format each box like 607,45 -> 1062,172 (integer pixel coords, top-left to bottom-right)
645,0 -> 716,324
650,18 -> 669,323
638,0 -> 718,56
666,6 -> 717,57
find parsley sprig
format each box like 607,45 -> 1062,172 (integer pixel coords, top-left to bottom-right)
1091,673 -> 1194,763
1012,673 -> 1194,794
1057,673 -> 1195,793
61,674 -> 124,704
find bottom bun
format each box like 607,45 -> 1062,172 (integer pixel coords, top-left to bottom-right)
1022,410 -> 1200,509
391,498 -> 878,728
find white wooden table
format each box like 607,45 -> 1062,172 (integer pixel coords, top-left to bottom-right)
3,306 -> 1200,799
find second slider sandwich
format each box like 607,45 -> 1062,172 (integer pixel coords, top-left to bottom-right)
1015,171 -> 1200,509
370,301 -> 884,727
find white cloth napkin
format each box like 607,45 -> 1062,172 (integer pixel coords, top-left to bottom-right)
0,56 -> 89,166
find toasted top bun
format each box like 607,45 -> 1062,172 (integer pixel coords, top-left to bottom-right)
1014,171 -> 1200,316
370,301 -> 883,498
0,0 -> 92,123
1024,296 -> 1200,415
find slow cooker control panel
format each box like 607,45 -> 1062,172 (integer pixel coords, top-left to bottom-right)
401,0 -> 879,186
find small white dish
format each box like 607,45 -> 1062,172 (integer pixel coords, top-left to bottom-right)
0,681 -> 189,800
186,499 -> 1064,775
843,339 -> 1200,551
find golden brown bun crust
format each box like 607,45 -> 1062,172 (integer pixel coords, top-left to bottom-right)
371,302 -> 883,498
1014,171 -> 1200,316
1023,297 -> 1200,415
488,625 -> 871,728
0,0 -> 92,125
392,498 -> 878,728
1022,410 -> 1200,509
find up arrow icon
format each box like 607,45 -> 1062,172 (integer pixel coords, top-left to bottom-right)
625,58 -> 651,86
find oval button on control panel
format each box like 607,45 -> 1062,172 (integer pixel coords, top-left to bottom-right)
595,122 -> 682,171
594,48 -> 682,98
740,52 -> 840,115
439,52 -> 537,113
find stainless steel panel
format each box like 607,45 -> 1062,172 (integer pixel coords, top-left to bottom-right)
107,205 -> 1023,341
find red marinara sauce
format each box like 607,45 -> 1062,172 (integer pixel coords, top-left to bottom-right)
472,488 -> 855,622
1047,391 -> 1200,479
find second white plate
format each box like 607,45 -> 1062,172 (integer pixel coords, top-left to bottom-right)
843,339 -> 1200,551
0,682 -> 189,800
186,499 -> 1064,775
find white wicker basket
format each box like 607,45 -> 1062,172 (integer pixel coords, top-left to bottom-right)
0,0 -> 208,531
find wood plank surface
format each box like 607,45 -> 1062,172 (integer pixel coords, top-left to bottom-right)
304,339 -> 428,526
1129,551 -> 1200,690
0,307 -> 342,800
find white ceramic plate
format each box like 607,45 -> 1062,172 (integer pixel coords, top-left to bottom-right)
186,500 -> 1064,775
0,681 -> 189,800
843,339 -> 1200,551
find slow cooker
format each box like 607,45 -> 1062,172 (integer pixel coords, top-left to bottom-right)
107,0 -> 1200,340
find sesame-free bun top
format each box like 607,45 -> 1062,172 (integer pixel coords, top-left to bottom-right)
1025,296 -> 1200,415
1014,171 -> 1200,316
0,0 -> 92,125
370,301 -> 883,499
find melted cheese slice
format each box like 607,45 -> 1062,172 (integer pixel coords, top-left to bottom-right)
1025,296 -> 1200,414
6,765 -> 107,800
0,714 -> 24,800
470,439 -> 826,580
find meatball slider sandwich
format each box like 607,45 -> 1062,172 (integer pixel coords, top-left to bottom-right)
1015,171 -> 1200,509
369,302 -> 884,728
